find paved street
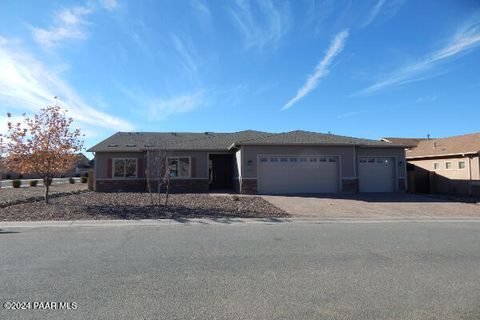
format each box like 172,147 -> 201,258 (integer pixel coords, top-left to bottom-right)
1,221 -> 480,319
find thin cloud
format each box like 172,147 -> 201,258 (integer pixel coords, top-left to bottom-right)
355,19 -> 480,96
0,41 -> 134,132
229,0 -> 291,50
191,0 -> 211,18
32,5 -> 94,48
32,1 -> 119,48
99,0 -> 118,11
148,93 -> 203,120
282,30 -> 349,110
171,34 -> 199,73
361,0 -> 385,27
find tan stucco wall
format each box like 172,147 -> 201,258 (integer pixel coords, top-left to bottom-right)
409,155 -> 480,181
356,147 -> 406,178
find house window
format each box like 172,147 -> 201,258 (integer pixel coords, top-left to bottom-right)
167,157 -> 191,178
458,161 -> 466,169
328,158 -> 336,163
433,162 -> 440,170
290,157 -> 298,162
445,162 -> 452,169
260,157 -> 268,162
270,157 -> 278,162
280,157 -> 288,162
299,157 -> 307,162
309,157 -> 317,162
113,158 -> 137,178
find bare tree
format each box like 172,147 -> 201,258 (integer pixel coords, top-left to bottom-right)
0,135 -> 6,189
145,148 -> 171,213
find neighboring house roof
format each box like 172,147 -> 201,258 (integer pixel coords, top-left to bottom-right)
406,132 -> 480,159
87,130 -> 404,152
230,130 -> 402,148
75,153 -> 90,168
381,137 -> 425,148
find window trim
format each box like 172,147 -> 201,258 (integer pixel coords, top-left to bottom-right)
458,161 -> 466,170
112,158 -> 138,179
445,162 -> 452,170
166,156 -> 192,179
433,162 -> 440,170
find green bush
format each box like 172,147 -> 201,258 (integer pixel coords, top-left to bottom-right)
80,176 -> 88,184
29,180 -> 38,187
68,177 -> 75,184
12,179 -> 21,188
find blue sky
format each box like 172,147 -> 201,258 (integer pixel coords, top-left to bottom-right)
0,0 -> 479,152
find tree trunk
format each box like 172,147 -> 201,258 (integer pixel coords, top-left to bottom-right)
44,177 -> 50,204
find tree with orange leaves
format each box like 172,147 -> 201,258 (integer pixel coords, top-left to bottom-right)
4,105 -> 84,204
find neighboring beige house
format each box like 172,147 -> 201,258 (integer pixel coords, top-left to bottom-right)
88,130 -> 407,194
384,133 -> 480,196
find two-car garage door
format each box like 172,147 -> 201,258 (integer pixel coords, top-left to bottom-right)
258,155 -> 339,194
257,155 -> 397,194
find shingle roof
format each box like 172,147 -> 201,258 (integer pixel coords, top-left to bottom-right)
381,137 -> 425,148
87,130 -> 270,152
406,132 -> 480,159
87,130 -> 403,152
231,130 -> 402,147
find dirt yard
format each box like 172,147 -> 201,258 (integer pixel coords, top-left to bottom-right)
0,192 -> 287,221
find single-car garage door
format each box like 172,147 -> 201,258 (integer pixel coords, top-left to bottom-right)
358,157 -> 395,192
258,155 -> 339,194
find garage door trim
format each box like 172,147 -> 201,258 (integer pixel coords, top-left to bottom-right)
257,154 -> 342,194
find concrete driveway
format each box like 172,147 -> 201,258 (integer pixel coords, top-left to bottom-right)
262,193 -> 480,219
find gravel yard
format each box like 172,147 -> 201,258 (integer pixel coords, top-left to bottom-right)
0,183 -> 88,208
0,192 -> 288,221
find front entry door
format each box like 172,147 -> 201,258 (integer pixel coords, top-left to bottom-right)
210,155 -> 233,190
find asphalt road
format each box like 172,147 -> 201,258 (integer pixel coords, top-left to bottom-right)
1,221 -> 480,319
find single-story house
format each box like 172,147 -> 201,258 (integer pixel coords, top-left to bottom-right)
87,130 -> 407,194
391,133 -> 480,196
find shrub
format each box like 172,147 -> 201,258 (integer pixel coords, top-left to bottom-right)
12,179 -> 21,188
68,177 -> 75,184
29,180 -> 38,187
80,176 -> 88,183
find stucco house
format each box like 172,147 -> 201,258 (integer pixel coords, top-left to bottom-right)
87,130 -> 406,194
385,133 -> 480,196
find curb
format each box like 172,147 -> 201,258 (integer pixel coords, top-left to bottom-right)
3,217 -> 480,228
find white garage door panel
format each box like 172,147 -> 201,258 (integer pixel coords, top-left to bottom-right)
359,157 -> 395,192
258,156 -> 339,194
